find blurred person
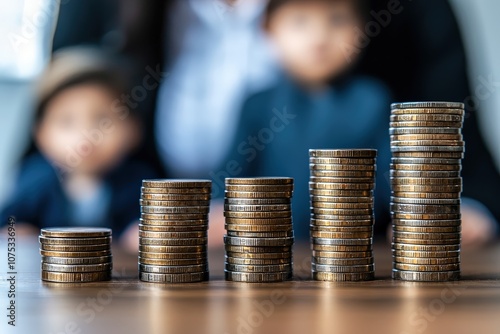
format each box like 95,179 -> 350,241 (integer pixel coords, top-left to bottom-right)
215,0 -> 392,240
0,47 -> 157,248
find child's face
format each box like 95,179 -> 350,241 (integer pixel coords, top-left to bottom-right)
36,83 -> 139,174
267,0 -> 361,85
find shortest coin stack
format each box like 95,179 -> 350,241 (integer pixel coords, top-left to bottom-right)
40,227 -> 112,283
224,177 -> 294,282
139,179 -> 211,283
309,149 -> 377,281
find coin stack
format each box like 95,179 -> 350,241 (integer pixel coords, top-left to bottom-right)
39,227 -> 112,283
309,149 -> 377,281
139,179 -> 211,283
390,102 -> 464,282
224,178 -> 294,282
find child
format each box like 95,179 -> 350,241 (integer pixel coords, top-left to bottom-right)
216,0 -> 393,239
0,47 -> 157,243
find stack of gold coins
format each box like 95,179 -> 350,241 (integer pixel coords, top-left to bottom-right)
139,179 -> 211,283
390,102 -> 464,282
224,178 -> 294,282
309,149 -> 376,281
39,227 -> 112,283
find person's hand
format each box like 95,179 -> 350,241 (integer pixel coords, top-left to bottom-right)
461,203 -> 497,249
119,221 -> 139,254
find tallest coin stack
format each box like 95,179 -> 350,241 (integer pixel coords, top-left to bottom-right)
389,102 -> 465,282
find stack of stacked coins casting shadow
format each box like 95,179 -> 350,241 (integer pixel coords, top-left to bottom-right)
224,178 -> 294,282
139,179 -> 211,283
390,102 -> 464,282
39,227 -> 112,283
309,149 -> 377,281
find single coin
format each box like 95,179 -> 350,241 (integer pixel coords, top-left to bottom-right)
141,213 -> 208,221
391,250 -> 460,258
138,230 -> 207,239
313,257 -> 374,266
391,164 -> 462,172
312,251 -> 372,259
41,227 -> 112,238
312,271 -> 374,281
309,182 -> 374,190
390,178 -> 462,186
394,263 -> 460,272
224,245 -> 292,253
225,177 -> 293,185
391,146 -> 465,153
138,251 -> 207,260
390,185 -> 462,193
392,225 -> 461,233
139,218 -> 208,226
312,244 -> 372,252
312,264 -> 374,273
310,163 -> 376,171
224,271 -> 292,282
389,127 -> 462,135
311,202 -> 373,209
139,263 -> 208,274
139,271 -> 208,283
391,269 -> 460,282
41,270 -> 111,282
138,257 -> 207,266
309,149 -> 377,158
40,250 -> 111,258
391,107 -> 464,115
309,189 -> 374,197
310,231 -> 372,239
312,214 -> 374,221
309,157 -> 376,165
227,231 -> 294,238
392,243 -> 460,252
142,179 -> 212,188
392,213 -> 461,220
225,198 -> 291,205
389,121 -> 462,128
392,219 -> 461,227
311,170 -> 376,178
391,157 -> 461,165
391,192 -> 461,200
224,204 -> 290,212
141,186 -> 211,194
391,197 -> 461,205
225,224 -> 293,232
41,256 -> 112,265
310,176 -> 375,184
39,236 -> 111,245
225,263 -> 292,273
391,102 -> 464,109
225,184 -> 293,192
40,244 -> 110,252
390,134 -> 463,141
141,206 -> 210,214
139,224 -> 208,232
392,151 -> 464,159
310,225 -> 373,233
393,231 -> 460,240
311,219 -> 374,227
390,203 -> 461,214
224,236 -> 294,247
138,244 -> 207,253
224,217 -> 292,225
390,170 -> 461,178
139,199 -> 209,207
392,237 -> 460,245
139,237 -> 207,246
141,193 -> 211,201
311,237 -> 372,246
390,114 -> 463,122
393,256 -> 460,265
224,191 -> 293,199
311,208 -> 373,216
310,196 -> 374,203
41,263 -> 112,273
226,256 -> 291,265
226,251 -> 292,260
224,211 -> 292,219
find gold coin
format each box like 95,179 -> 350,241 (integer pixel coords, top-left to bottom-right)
394,263 -> 460,272
391,140 -> 464,147
313,258 -> 373,267
310,176 -> 375,184
225,256 -> 291,265
391,157 -> 461,165
311,208 -> 373,216
309,189 -> 374,197
224,191 -> 293,199
391,192 -> 460,200
224,236 -> 294,247
309,163 -> 376,171
311,244 -> 372,252
226,251 -> 292,259
389,127 -> 462,135
224,198 -> 290,205
39,236 -> 111,245
309,182 -> 374,190
225,263 -> 292,273
224,271 -> 292,282
139,271 -> 208,283
392,226 -> 461,233
310,225 -> 373,232
309,157 -> 376,165
390,203 -> 461,214
40,244 -> 110,252
141,193 -> 211,201
390,114 -> 463,122
139,224 -> 208,232
142,179 -> 212,188
138,251 -> 206,260
225,184 -> 293,192
41,255 -> 112,265
392,212 -> 461,220
139,199 -> 209,207
390,170 -> 461,178
139,263 -> 208,274
391,184 -> 462,193
224,217 -> 292,225
390,107 -> 464,115
141,213 -> 208,221
312,263 -> 374,273
391,249 -> 460,258
310,231 -> 372,239
225,177 -> 293,185
226,231 -> 293,238
40,250 -> 111,258
224,211 -> 291,219
391,164 -> 462,171
225,224 -> 292,232
224,245 -> 292,253
139,237 -> 207,246
140,206 -> 210,214
224,204 -> 290,212
311,202 -> 373,209
393,256 -> 459,265
41,271 -> 111,282
137,245 -> 206,253
140,218 -> 208,226
392,237 -> 460,245
312,214 -> 374,221
312,272 -> 374,281
392,151 -> 464,159
138,230 -> 207,239
312,250 -> 372,258
141,186 -> 211,194
138,257 -> 206,266
310,195 -> 374,203
393,231 -> 460,240
311,170 -> 376,178
310,219 -> 374,227
392,219 -> 461,227
40,227 -> 112,238
392,243 -> 460,251
390,121 -> 462,128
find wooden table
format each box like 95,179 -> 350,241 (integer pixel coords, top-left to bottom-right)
1,236 -> 499,334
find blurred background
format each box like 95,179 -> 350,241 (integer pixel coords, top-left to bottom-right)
0,0 -> 498,245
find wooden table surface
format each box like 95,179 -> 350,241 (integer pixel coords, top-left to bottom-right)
1,236 -> 499,334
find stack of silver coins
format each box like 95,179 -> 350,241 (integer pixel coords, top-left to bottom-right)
40,227 -> 112,283
309,149 -> 376,281
390,102 -> 464,282
224,178 -> 294,282
139,179 -> 211,283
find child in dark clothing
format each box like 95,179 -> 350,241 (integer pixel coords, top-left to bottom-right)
0,47 -> 157,244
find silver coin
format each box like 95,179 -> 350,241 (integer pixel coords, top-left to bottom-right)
224,236 -> 294,247
41,256 -> 112,265
225,263 -> 292,273
389,127 -> 462,135
309,149 -> 377,158
312,264 -> 374,273
139,271 -> 209,283
392,269 -> 460,282
391,249 -> 460,258
41,263 -> 112,273
393,256 -> 460,265
224,270 -> 292,282
313,257 -> 374,266
139,263 -> 208,274
390,203 -> 461,214
310,195 -> 374,203
391,197 -> 461,205
140,206 -> 210,214
391,102 -> 464,109
224,198 -> 291,205
311,237 -> 372,246
312,271 -> 374,281
224,204 -> 291,212
391,146 -> 465,153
